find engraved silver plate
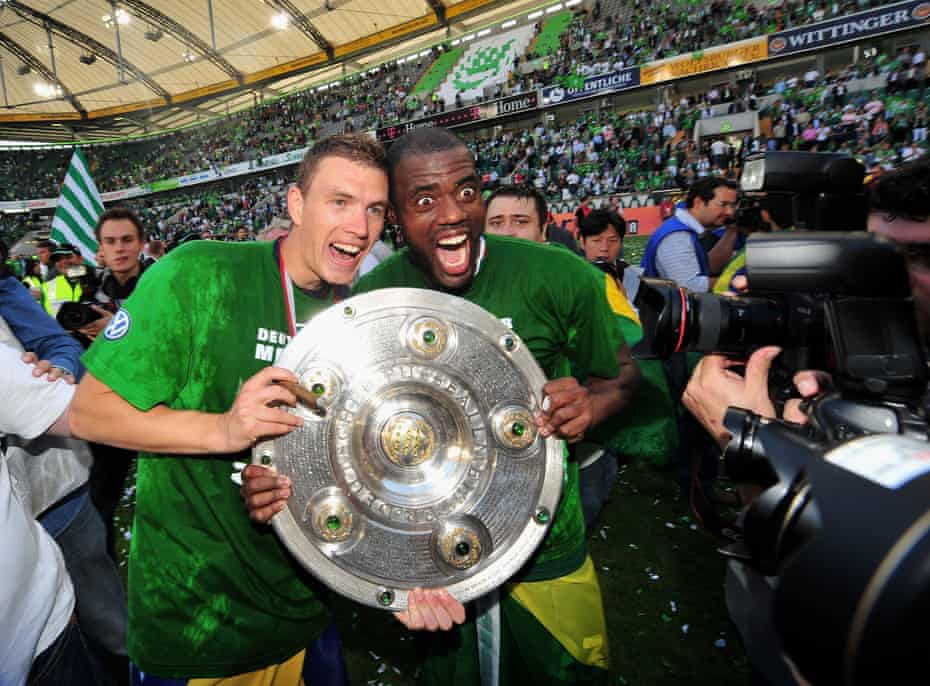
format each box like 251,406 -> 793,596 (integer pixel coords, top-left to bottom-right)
253,288 -> 563,610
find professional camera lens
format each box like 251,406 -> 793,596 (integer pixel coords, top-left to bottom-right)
689,292 -> 787,354
56,302 -> 101,330
635,279 -> 788,357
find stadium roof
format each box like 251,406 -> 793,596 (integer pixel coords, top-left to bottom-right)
0,0 -> 544,142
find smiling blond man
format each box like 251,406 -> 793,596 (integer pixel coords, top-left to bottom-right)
70,134 -> 390,685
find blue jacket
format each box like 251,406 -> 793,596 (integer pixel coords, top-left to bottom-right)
640,215 -> 709,279
0,276 -> 84,380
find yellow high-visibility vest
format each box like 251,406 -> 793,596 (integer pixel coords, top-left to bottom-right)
41,275 -> 82,316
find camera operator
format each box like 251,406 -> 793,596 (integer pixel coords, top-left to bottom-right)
685,156 -> 930,449
640,177 -> 740,292
867,156 -> 930,338
681,156 -> 930,685
577,210 -> 679,516
40,243 -> 88,317
641,179 -> 745,530
577,207 -> 640,298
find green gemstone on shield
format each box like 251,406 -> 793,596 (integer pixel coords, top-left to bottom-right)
326,515 -> 341,531
511,421 -> 526,437
311,383 -> 325,396
455,541 -> 471,557
423,329 -> 436,344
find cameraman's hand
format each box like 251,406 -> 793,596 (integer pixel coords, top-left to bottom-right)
21,351 -> 75,384
783,370 -> 833,424
77,305 -> 113,341
683,346 -> 781,448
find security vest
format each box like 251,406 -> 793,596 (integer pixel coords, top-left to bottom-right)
22,275 -> 43,293
41,275 -> 82,316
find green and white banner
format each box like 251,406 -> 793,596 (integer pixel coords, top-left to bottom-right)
50,149 -> 103,263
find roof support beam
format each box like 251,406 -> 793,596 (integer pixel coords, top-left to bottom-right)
425,0 -> 447,25
0,56 -> 9,108
118,0 -> 243,83
264,0 -> 334,59
0,31 -> 85,114
120,113 -> 167,133
5,1 -> 170,101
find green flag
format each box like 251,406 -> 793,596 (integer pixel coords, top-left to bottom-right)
50,149 -> 103,264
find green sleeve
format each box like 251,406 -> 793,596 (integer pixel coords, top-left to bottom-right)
550,258 -> 624,379
82,249 -> 194,411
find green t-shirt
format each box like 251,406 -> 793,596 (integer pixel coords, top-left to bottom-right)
353,235 -> 624,581
82,240 -> 332,677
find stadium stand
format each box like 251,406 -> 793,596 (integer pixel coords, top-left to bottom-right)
0,0 -> 919,210
527,9 -> 574,57
414,46 -> 466,95
439,24 -> 537,103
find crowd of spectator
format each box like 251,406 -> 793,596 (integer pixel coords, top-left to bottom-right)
3,48 -> 927,248
513,0 -> 893,93
0,0 -> 908,201
470,51 -> 930,201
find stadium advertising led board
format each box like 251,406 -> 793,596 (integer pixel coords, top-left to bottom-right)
541,67 -> 640,104
376,105 -> 483,142
493,91 -> 539,117
768,0 -> 930,56
640,38 -> 768,85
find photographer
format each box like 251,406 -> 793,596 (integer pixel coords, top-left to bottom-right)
685,156 -> 930,450
640,177 -> 740,292
576,210 -> 678,520
681,156 -> 930,685
41,243 -> 87,317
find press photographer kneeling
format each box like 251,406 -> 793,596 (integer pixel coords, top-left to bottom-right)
675,154 -> 930,685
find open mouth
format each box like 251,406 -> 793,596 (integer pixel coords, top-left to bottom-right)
329,241 -> 363,266
435,233 -> 471,276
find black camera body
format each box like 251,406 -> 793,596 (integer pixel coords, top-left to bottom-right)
721,410 -> 930,685
54,264 -> 103,331
638,232 -> 928,435
56,301 -> 103,330
589,256 -> 625,281
648,151 -> 930,684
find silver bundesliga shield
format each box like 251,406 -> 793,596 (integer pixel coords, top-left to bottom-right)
252,288 -> 563,610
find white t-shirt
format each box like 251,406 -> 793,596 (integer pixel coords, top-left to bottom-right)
0,343 -> 75,686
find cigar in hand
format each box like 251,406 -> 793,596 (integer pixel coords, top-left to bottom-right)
274,379 -> 326,417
